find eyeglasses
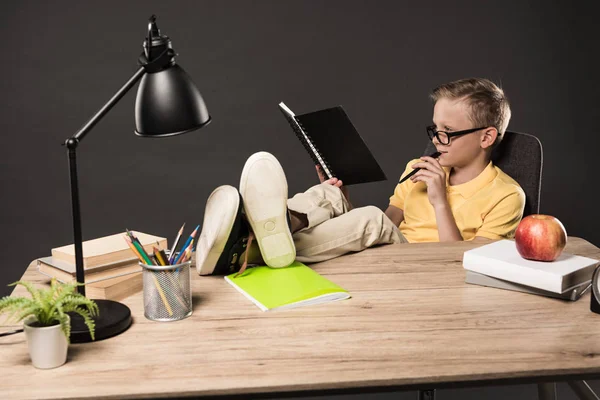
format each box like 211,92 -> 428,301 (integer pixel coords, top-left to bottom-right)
426,125 -> 487,145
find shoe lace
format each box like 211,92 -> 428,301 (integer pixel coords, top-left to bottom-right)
234,231 -> 254,277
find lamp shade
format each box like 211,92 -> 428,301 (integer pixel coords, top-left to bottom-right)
134,64 -> 211,137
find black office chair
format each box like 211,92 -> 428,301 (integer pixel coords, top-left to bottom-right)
423,130 -> 543,217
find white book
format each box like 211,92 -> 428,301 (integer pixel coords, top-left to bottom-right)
465,271 -> 592,301
462,240 -> 599,293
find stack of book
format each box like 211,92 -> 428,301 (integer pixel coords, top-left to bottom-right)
463,240 -> 599,301
37,231 -> 167,300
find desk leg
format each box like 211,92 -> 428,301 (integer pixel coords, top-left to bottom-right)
538,383 -> 557,400
567,381 -> 600,400
418,389 -> 435,400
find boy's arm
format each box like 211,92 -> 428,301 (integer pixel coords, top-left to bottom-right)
410,156 -> 463,242
388,160 -> 418,227
384,205 -> 404,227
316,165 -> 352,209
475,190 -> 525,240
433,203 -> 464,242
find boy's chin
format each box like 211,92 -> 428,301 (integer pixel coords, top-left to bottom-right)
438,160 -> 456,169
437,152 -> 455,168
437,155 -> 449,167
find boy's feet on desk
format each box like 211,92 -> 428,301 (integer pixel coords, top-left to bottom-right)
240,151 -> 296,269
196,152 -> 296,275
196,185 -> 251,276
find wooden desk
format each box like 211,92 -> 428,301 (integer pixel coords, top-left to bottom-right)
2,238 -> 600,399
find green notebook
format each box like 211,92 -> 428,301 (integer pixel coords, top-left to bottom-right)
225,262 -> 350,311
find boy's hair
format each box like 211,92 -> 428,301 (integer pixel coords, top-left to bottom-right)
430,78 -> 511,147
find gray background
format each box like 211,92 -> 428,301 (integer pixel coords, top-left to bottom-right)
1,0 -> 598,398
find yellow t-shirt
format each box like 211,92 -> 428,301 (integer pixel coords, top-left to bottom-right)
389,159 -> 525,242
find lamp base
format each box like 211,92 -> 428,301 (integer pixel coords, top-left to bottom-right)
68,299 -> 132,343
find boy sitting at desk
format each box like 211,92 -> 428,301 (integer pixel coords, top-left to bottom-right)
195,77 -> 525,275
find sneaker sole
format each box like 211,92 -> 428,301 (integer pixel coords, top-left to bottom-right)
239,152 -> 296,268
196,185 -> 241,276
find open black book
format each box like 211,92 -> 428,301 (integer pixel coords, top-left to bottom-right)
278,102 -> 387,185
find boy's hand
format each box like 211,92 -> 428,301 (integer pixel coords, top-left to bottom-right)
409,156 -> 448,208
316,165 -> 349,201
316,164 -> 328,184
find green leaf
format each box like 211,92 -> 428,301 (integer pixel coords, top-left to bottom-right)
63,305 -> 96,341
14,304 -> 43,324
9,281 -> 43,305
0,298 -> 35,323
55,311 -> 71,343
1,279 -> 98,340
62,295 -> 99,317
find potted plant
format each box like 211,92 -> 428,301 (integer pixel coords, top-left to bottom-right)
0,279 -> 99,369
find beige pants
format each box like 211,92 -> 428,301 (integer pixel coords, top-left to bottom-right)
287,183 -> 407,263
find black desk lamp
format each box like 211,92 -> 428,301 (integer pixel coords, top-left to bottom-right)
64,15 -> 210,343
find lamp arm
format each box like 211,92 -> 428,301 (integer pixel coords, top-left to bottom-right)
70,67 -> 146,143
63,66 -> 146,295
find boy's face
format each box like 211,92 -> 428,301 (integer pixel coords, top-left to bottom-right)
431,97 -> 487,168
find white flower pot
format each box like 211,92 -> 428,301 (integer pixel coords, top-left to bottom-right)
23,317 -> 69,369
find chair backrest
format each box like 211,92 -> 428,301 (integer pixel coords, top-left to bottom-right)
422,131 -> 543,217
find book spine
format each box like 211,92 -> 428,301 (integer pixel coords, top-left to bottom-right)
463,252 -> 560,293
281,110 -> 335,179
85,269 -> 141,284
465,271 -> 584,300
293,117 -> 335,179
224,277 -> 269,312
37,268 -> 72,284
51,238 -> 166,270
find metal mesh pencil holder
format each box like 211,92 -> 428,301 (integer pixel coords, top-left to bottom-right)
140,261 -> 192,322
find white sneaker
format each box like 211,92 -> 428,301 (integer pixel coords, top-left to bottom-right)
239,152 -> 296,268
195,185 -> 250,276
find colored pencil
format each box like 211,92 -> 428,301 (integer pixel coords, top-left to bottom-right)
173,225 -> 199,264
168,223 -> 186,264
153,246 -> 189,310
124,236 -> 173,315
124,235 -> 144,263
159,249 -> 170,266
179,239 -> 194,263
154,246 -> 169,266
127,230 -> 156,265
125,228 -> 136,241
152,275 -> 173,316
131,239 -> 154,265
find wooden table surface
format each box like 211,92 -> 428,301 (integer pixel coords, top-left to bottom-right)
2,238 -> 600,400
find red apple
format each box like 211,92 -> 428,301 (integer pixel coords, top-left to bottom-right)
515,214 -> 567,261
